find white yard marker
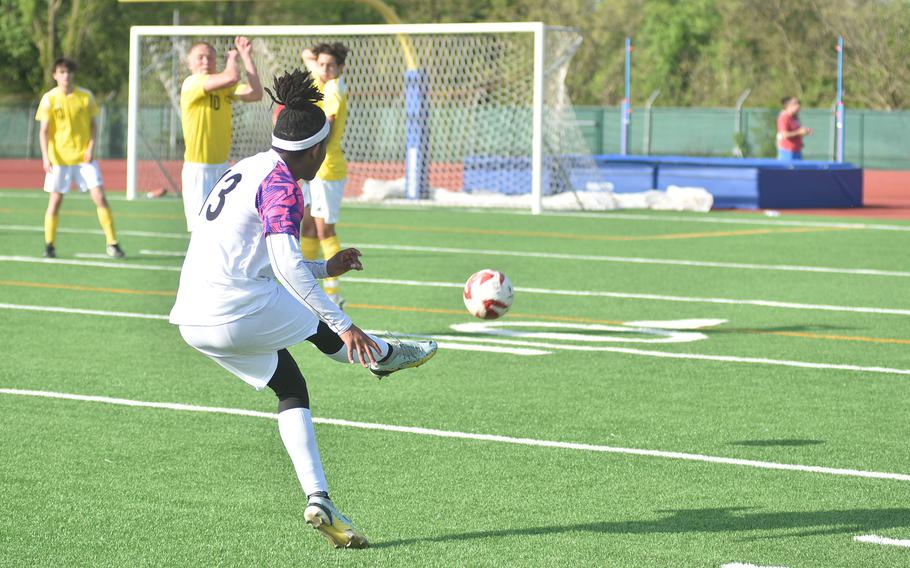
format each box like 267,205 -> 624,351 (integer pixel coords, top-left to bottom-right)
2,387 -> 910,483
854,534 -> 910,548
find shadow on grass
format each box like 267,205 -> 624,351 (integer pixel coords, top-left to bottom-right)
370,507 -> 910,549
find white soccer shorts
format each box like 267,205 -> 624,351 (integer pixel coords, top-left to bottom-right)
307,177 -> 346,224
178,286 -> 321,390
44,162 -> 103,193
181,161 -> 228,231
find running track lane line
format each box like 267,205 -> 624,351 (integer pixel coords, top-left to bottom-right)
3,302 -> 910,377
1,387 -> 910,482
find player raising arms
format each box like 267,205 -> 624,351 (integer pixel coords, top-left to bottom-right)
169,69 -> 437,549
36,57 -> 124,259
180,36 -> 263,231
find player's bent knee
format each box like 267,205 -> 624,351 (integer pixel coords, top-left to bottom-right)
306,321 -> 345,355
267,349 -> 310,410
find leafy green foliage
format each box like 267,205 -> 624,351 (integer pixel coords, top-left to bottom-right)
0,0 -> 908,108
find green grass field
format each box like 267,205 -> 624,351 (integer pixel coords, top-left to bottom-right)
2,189 -> 910,567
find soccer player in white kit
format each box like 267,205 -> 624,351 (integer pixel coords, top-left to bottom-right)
169,69 -> 437,549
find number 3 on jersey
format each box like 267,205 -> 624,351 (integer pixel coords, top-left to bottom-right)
205,173 -> 242,221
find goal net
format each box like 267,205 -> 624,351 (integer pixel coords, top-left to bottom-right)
127,23 -> 601,212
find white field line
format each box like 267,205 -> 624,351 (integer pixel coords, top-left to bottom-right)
74,253 -> 117,260
349,242 -> 910,279
2,255 -> 910,317
5,303 -> 910,377
3,223 -> 909,278
345,276 -> 910,317
2,387 -> 910,483
433,341 -> 548,356
0,255 -> 180,272
0,303 -> 169,320
139,249 -> 186,257
4,190 -> 910,232
853,534 -> 910,548
0,224 -> 188,240
721,564 -> 788,568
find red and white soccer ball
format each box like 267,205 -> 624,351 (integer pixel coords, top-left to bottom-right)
463,269 -> 514,320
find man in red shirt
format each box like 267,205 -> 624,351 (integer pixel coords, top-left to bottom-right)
777,96 -> 812,160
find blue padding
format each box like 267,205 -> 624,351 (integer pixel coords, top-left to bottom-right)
657,166 -> 759,209
462,154 -> 863,209
758,168 -> 863,208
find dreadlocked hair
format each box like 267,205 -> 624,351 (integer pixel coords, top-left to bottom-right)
267,68 -> 326,147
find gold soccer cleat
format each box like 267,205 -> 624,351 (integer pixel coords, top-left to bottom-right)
304,496 -> 369,549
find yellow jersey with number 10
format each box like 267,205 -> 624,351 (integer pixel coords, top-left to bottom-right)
180,74 -> 245,164
35,86 -> 98,166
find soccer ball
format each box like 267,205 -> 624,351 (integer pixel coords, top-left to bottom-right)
463,269 -> 514,320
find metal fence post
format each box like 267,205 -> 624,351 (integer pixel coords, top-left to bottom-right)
643,89 -> 660,155
25,102 -> 38,159
733,89 -> 751,157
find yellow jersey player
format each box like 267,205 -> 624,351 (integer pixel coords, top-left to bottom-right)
300,43 -> 349,308
36,57 -> 124,259
180,36 -> 263,231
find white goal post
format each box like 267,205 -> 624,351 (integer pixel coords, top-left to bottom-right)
127,23 -> 599,213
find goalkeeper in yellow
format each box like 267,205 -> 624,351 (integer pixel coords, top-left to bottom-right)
300,43 -> 350,308
180,36 -> 262,231
36,57 -> 124,258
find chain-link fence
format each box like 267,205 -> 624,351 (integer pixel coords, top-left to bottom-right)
4,102 -> 908,169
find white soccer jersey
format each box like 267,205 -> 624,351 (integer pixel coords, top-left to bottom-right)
169,149 -> 351,333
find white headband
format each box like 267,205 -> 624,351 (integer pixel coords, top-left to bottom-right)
271,120 -> 330,151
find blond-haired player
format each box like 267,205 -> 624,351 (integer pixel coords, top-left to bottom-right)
300,43 -> 349,307
180,36 -> 263,231
36,57 -> 124,259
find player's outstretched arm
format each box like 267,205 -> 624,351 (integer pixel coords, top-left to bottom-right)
234,36 -> 263,102
202,49 -> 241,93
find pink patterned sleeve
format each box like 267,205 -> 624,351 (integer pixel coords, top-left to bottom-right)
256,163 -> 304,239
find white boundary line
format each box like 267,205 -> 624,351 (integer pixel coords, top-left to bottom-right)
853,534 -> 910,548
3,223 -> 908,278
4,302 -> 910,376
350,243 -> 910,279
0,224 -> 188,240
3,190 -> 910,233
2,256 -> 910,316
721,564 -> 788,568
2,387 -> 910,482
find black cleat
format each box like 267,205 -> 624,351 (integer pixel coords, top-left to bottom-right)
43,244 -> 56,258
106,243 -> 126,259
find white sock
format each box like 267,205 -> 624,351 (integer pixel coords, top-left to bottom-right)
324,334 -> 390,365
277,407 -> 328,496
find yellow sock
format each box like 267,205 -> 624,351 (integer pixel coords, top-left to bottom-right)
321,236 -> 342,294
44,213 -> 59,245
96,207 -> 118,246
301,236 -> 320,261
